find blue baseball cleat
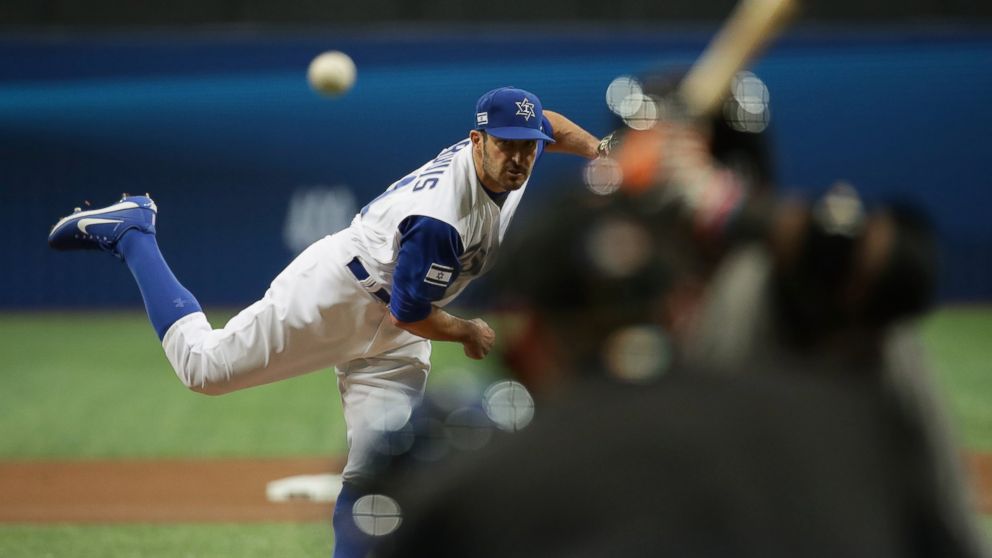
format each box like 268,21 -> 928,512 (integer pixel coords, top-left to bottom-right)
48,194 -> 158,256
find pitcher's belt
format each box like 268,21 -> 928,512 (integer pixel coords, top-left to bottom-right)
346,257 -> 391,304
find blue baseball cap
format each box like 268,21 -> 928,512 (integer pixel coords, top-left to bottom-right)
474,87 -> 555,143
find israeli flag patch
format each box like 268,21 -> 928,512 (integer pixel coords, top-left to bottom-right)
476,112 -> 489,126
424,263 -> 454,287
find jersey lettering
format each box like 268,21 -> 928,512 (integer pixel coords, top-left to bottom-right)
412,177 -> 439,191
360,139 -> 471,215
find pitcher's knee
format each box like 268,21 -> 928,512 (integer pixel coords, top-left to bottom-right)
187,381 -> 233,397
172,358 -> 238,396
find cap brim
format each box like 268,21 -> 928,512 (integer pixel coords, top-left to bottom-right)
486,126 -> 555,143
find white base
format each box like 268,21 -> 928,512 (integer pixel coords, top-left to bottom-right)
265,473 -> 344,503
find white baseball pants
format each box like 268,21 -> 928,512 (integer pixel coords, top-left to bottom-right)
161,230 -> 431,481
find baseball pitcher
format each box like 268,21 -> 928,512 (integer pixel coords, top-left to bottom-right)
48,86 -> 601,557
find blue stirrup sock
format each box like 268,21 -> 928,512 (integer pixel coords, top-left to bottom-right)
332,481 -> 376,558
118,230 -> 202,340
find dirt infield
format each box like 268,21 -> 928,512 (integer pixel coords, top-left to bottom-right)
0,454 -> 989,523
0,457 -> 343,523
968,453 -> 992,514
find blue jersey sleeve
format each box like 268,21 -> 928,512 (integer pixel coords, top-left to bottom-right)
390,216 -> 465,323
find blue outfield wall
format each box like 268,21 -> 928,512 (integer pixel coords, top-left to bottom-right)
1,26 -> 990,308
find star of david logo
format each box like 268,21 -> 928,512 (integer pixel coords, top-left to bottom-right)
515,98 -> 536,121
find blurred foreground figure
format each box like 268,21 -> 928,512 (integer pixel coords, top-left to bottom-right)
680,186 -> 989,558
377,191 -> 977,558
611,83 -> 987,557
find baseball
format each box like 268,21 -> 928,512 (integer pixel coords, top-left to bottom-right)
307,50 -> 356,96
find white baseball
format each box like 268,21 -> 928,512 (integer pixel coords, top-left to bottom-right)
307,51 -> 356,96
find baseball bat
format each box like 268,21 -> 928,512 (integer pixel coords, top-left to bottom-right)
678,0 -> 799,118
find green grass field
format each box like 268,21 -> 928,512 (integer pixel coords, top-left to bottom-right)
921,307 -> 992,450
3,519 -> 986,558
0,307 -> 989,556
0,523 -> 331,558
0,310 -> 501,459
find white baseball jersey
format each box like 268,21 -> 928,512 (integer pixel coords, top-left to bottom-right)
350,137 -> 528,307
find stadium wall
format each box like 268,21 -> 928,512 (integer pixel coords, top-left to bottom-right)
2,26 -> 990,307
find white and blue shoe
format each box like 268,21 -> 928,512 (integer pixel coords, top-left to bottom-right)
48,194 -> 157,256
